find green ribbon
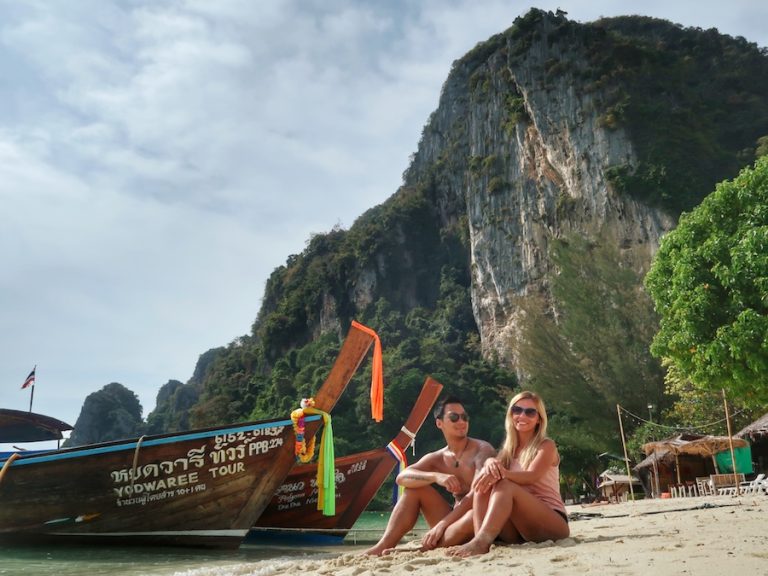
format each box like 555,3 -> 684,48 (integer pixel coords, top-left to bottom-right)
304,407 -> 335,516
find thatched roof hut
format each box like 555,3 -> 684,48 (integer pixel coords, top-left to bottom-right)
634,433 -> 749,495
641,434 -> 748,459
597,470 -> 641,502
736,412 -> 768,473
736,412 -> 768,440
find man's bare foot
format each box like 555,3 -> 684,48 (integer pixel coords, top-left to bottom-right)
446,537 -> 491,557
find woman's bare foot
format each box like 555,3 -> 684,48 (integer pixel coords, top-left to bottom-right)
446,537 -> 492,557
361,543 -> 395,556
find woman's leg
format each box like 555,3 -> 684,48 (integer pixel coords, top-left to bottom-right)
448,482 -> 569,557
448,481 -> 516,556
437,508 -> 475,547
507,487 -> 569,544
472,488 -> 490,534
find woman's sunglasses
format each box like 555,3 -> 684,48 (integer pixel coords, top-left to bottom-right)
445,412 -> 469,422
510,405 -> 538,418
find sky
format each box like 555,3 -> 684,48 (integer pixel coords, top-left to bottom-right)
2,0 -> 766,442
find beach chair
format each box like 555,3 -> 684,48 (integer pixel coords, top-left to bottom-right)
759,479 -> 768,496
711,473 -> 745,495
738,473 -> 766,495
696,476 -> 713,496
671,482 -> 697,498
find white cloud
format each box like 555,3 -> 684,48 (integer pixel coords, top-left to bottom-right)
0,0 -> 764,436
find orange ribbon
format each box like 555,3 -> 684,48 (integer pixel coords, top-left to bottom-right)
351,320 -> 383,422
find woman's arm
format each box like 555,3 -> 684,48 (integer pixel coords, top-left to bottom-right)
477,440 -> 558,491
502,439 -> 558,485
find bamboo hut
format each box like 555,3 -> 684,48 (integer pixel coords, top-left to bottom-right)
736,412 -> 768,473
634,433 -> 748,496
596,470 -> 641,502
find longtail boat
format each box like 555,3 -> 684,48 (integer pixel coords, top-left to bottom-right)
0,321 -> 376,548
251,376 -> 443,543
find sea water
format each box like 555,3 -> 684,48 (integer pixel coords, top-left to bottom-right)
0,513 -> 420,576
0,541 -> 346,576
0,545 -> 328,576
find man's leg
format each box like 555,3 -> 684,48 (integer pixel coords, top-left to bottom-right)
363,485 -> 451,555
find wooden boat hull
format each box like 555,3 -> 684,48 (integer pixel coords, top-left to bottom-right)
0,323 -> 375,548
251,376 -> 443,543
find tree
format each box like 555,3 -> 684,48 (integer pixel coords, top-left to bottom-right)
757,135 -> 768,159
645,157 -> 768,407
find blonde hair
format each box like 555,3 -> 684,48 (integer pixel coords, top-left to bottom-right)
498,390 -> 549,470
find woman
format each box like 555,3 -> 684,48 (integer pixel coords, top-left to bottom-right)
447,391 -> 569,556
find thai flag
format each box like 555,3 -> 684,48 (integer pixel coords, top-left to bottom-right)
21,367 -> 36,389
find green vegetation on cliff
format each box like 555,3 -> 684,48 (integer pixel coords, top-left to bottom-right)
143,10 -> 768,504
591,16 -> 768,214
66,383 -> 144,447
152,176 -> 518,509
498,9 -> 768,215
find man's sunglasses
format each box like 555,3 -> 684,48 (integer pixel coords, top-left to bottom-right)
510,405 -> 538,418
445,412 -> 469,422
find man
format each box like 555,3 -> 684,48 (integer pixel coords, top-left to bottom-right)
363,395 -> 496,555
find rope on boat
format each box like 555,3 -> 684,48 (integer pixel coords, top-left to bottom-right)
0,452 -> 20,486
400,425 -> 417,455
130,435 -> 146,490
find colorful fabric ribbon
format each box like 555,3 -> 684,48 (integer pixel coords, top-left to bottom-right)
386,440 -> 408,504
291,399 -> 336,516
351,320 -> 384,422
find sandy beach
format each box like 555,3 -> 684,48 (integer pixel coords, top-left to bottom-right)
260,494 -> 768,576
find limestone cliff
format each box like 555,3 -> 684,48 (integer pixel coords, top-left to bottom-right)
396,9 -> 765,386
66,382 -> 144,446
404,11 -> 669,373
147,9 -> 768,438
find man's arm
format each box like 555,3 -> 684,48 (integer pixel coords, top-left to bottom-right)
396,451 -> 444,487
396,450 -> 463,495
471,439 -> 497,471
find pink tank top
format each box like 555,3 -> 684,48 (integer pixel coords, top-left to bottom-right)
511,457 -> 566,515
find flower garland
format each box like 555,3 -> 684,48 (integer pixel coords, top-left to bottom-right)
291,398 -> 317,463
291,398 -> 336,515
